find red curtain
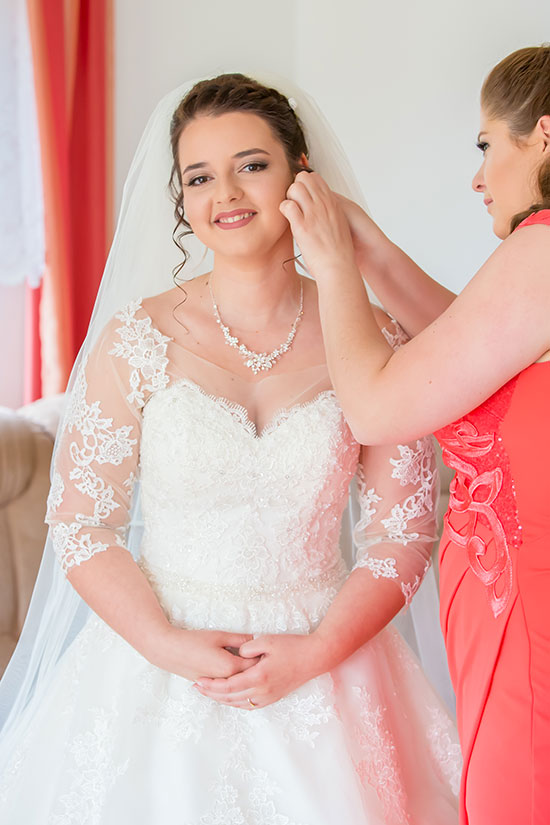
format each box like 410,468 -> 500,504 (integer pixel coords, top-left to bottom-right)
25,0 -> 113,401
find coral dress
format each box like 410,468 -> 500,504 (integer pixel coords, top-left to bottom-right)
436,209 -> 550,825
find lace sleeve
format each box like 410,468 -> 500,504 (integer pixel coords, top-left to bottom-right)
351,314 -> 439,605
46,300 -> 170,574
351,436 -> 439,606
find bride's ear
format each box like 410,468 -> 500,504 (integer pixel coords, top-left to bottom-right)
298,153 -> 313,174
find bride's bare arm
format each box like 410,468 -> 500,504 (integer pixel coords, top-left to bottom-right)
338,195 -> 456,336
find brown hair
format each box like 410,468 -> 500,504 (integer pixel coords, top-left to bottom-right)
168,73 -> 309,276
481,45 -> 550,232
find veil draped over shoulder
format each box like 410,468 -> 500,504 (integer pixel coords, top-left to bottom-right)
0,73 -> 453,765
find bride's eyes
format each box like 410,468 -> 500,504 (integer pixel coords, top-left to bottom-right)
185,174 -> 211,187
184,161 -> 268,187
240,161 -> 268,173
476,141 -> 489,154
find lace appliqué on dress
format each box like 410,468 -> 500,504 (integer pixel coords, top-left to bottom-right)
352,686 -> 410,825
383,438 -> 437,545
352,438 -> 437,605
109,298 -> 170,408
435,377 -> 521,618
135,667 -> 335,825
48,356 -> 137,572
49,708 -> 128,825
426,706 -> 462,797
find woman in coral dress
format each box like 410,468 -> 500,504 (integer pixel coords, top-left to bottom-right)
282,45 -> 550,824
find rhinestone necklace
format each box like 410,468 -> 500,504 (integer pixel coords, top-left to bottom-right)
209,278 -> 304,375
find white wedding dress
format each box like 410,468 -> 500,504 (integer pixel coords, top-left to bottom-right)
0,299 -> 460,824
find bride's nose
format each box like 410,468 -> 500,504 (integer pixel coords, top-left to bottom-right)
215,174 -> 243,203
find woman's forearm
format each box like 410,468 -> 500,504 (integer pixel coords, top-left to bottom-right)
310,568 -> 405,673
316,262 -> 393,443
340,197 -> 456,334
362,239 -> 457,336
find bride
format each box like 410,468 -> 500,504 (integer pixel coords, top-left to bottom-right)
0,73 -> 459,824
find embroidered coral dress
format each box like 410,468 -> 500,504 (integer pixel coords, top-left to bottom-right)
436,209 -> 550,825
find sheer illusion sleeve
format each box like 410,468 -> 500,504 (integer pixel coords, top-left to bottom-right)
46,300 -> 170,573
352,436 -> 439,606
351,316 -> 439,605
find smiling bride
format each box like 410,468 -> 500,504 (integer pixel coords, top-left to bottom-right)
0,73 -> 460,824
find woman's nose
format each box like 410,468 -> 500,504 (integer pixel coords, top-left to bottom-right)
472,165 -> 485,193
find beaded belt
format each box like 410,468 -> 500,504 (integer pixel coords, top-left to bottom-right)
138,559 -> 345,601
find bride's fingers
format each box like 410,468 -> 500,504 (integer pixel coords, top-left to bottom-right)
196,669 -> 256,695
234,656 -> 261,672
195,685 -> 264,710
219,632 -> 254,648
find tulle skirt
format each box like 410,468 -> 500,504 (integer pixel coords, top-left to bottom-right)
0,605 -> 459,825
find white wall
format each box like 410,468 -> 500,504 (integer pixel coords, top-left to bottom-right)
115,0 -> 550,293
114,0 -> 297,208
293,0 -> 550,290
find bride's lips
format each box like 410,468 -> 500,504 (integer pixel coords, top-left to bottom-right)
214,209 -> 257,230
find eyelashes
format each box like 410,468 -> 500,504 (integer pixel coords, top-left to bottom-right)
476,141 -> 489,153
184,161 -> 269,188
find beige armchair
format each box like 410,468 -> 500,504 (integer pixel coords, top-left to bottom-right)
0,396 -> 65,674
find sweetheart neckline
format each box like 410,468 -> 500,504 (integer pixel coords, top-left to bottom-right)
147,377 -> 341,440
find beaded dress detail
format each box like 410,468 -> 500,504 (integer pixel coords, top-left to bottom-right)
0,301 -> 459,825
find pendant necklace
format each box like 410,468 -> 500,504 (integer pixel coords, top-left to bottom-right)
209,278 -> 304,375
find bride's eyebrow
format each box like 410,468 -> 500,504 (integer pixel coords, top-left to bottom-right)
232,148 -> 271,159
182,149 -> 271,176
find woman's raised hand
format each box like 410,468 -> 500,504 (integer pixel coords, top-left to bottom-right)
280,171 -> 358,278
150,626 -> 261,683
192,632 -> 328,710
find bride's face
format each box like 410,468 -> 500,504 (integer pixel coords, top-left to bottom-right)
178,111 -> 296,259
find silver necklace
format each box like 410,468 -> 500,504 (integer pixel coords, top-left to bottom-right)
209,278 -> 304,375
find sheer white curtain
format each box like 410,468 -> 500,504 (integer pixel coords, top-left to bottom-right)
0,0 -> 44,288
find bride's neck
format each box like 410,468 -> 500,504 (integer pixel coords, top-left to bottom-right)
210,249 -> 302,329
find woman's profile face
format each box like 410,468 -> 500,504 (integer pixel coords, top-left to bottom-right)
472,110 -> 547,239
177,111 -> 297,260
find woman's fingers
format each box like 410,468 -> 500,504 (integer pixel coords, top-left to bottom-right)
279,198 -> 304,226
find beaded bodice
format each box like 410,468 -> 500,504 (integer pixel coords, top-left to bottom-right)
47,300 -> 438,635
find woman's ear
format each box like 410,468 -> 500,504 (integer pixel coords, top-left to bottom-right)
538,115 -> 550,153
299,152 -> 310,170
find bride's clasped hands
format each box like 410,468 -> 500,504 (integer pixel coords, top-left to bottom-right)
193,630 -> 331,710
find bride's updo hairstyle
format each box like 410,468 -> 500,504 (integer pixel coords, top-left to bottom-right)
169,73 -> 310,271
481,45 -> 550,232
